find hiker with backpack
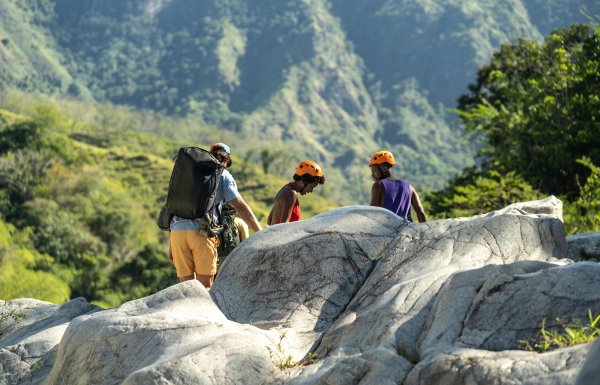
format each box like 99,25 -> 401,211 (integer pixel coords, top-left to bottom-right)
267,160 -> 325,225
167,143 -> 262,288
369,150 -> 427,222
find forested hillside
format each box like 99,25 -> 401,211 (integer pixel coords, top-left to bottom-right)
0,1 -> 598,307
1,0 -> 597,202
427,24 -> 600,235
0,90 -> 338,306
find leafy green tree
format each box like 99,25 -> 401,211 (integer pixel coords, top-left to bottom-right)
0,121 -> 42,154
0,219 -> 71,303
427,168 -> 542,219
457,24 -> 600,197
110,244 -> 178,302
0,150 -> 53,213
22,199 -> 106,266
563,157 -> 600,234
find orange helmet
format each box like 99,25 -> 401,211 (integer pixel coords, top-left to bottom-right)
369,151 -> 395,166
295,160 -> 324,177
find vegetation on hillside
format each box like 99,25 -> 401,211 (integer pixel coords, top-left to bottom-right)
1,0 -> 595,203
428,24 -> 600,235
0,0 -> 551,203
0,3 -> 598,309
0,93 -> 338,307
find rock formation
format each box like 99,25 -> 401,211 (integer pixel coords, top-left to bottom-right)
567,232 -> 600,261
1,196 -> 599,385
0,298 -> 98,385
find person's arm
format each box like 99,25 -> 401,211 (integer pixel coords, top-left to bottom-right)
228,196 -> 262,232
168,232 -> 174,265
370,181 -> 384,207
274,188 -> 296,224
410,185 -> 427,223
234,217 -> 249,241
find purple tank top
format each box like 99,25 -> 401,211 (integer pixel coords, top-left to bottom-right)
381,179 -> 413,221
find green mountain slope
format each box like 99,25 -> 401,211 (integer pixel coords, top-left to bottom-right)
0,0 -> 83,95
0,91 -> 339,306
0,0 -> 597,202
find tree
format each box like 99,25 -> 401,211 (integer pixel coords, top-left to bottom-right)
456,24 -> 600,197
427,167 -> 541,219
563,157 -> 600,234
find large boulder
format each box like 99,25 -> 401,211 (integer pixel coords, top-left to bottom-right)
0,298 -> 97,385
402,261 -> 600,385
566,232 -> 600,261
405,344 -> 590,385
4,197 -> 599,385
42,281 -> 284,385
575,337 -> 600,385
480,195 -> 563,219
421,261 -> 600,353
211,205 -> 407,355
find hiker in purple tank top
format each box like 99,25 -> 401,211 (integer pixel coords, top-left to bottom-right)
369,150 -> 427,222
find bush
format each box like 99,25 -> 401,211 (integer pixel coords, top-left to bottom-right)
563,157 -> 600,234
22,199 -> 106,266
0,219 -> 71,303
109,244 -> 178,303
0,121 -> 42,154
427,168 -> 542,219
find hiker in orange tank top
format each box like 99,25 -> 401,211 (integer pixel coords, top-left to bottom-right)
267,160 -> 325,225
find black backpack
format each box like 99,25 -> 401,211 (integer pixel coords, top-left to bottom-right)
157,147 -> 224,229
217,203 -> 241,267
218,204 -> 240,252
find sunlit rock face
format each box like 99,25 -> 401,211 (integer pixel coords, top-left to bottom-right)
0,298 -> 98,385
4,197 -> 600,385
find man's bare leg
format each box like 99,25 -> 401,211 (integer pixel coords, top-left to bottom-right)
196,274 -> 214,288
179,275 -> 194,282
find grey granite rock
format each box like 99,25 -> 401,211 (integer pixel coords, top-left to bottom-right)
405,343 -> 589,385
3,197 -> 597,385
566,232 -> 600,261
575,337 -> 600,385
0,297 -> 98,385
42,281 -> 285,385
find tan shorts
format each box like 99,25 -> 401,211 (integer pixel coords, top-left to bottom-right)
170,230 -> 220,277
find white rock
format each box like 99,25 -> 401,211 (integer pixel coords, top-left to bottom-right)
421,261 -> 600,354
405,343 -> 590,385
575,338 -> 600,385
4,197 -> 597,385
314,208 -> 566,362
481,195 -> 563,219
566,232 -> 600,261
0,298 -> 97,385
211,206 -> 407,356
42,281 -> 286,385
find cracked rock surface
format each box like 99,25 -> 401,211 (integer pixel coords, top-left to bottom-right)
575,337 -> 600,385
0,297 -> 98,385
42,282 -> 285,385
2,197 -> 599,385
211,205 -> 407,355
567,232 -> 600,261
